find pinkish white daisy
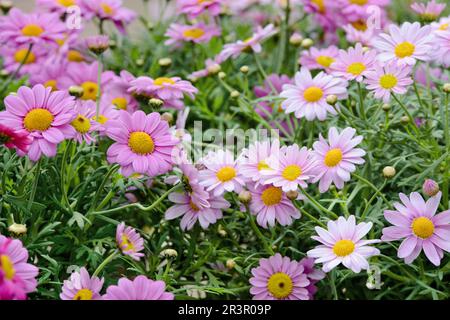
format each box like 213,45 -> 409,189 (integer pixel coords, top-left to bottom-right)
299,46 -> 339,71
68,101 -> 102,144
280,67 -> 348,121
176,0 -> 223,20
60,267 -> 104,300
165,22 -> 221,48
364,61 -> 413,103
373,22 -> 434,66
116,222 -> 145,261
382,191 -> 450,266
307,215 -> 380,273
101,70 -> 138,113
330,43 -> 377,82
311,127 -> 365,193
0,44 -> 48,78
411,0 -> 446,22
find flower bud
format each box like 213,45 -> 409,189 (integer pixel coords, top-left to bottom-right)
382,104 -> 390,111
230,90 -> 240,99
135,58 -> 145,67
0,69 -> 9,78
400,116 -> 409,124
161,112 -> 173,124
382,166 -> 396,178
108,39 -> 117,49
8,223 -> 27,236
240,65 -> 249,74
68,85 -> 84,98
159,57 -> 172,67
238,190 -> 252,204
149,98 -> 164,109
226,259 -> 236,270
443,83 -> 450,93
423,179 -> 439,197
218,71 -> 226,79
286,190 -> 299,201
86,35 -> 109,55
301,38 -> 314,49
0,1 -> 13,14
160,248 -> 178,258
218,229 -> 227,237
289,33 -> 303,46
207,63 -> 221,74
326,94 -> 338,106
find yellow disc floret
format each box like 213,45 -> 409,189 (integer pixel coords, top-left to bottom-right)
411,217 -> 434,239
267,272 -> 293,299
128,131 -> 155,155
282,164 -> 302,181
394,42 -> 415,58
24,108 -> 54,132
261,186 -> 283,206
303,86 -> 324,102
81,81 -> 99,101
22,24 -> 44,37
0,255 -> 16,280
324,148 -> 343,167
216,166 -> 236,182
183,28 -> 206,39
14,49 -> 36,64
73,289 -> 93,300
154,77 -> 176,86
112,97 -> 128,110
347,62 -> 366,76
333,239 -> 355,257
71,115 -> 91,134
379,74 -> 398,89
316,55 -> 335,68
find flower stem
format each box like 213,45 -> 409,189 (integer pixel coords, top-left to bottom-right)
352,173 -> 390,207
443,93 -> 449,209
0,43 -> 34,95
392,93 -> 419,135
357,82 -> 366,120
300,188 -> 339,219
27,158 -> 42,211
247,207 -> 274,255
96,55 -> 103,120
93,250 -> 119,277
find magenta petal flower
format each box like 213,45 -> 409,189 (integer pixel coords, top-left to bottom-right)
165,22 -> 221,47
68,101 -> 102,144
307,216 -> 380,273
60,267 -> 104,300
116,222 -> 145,261
36,0 -> 82,15
0,124 -> 32,154
0,85 -> 76,161
299,45 -> 339,71
0,235 -> 39,299
411,0 -> 446,21
248,183 -> 301,229
176,0 -> 223,19
249,253 -> 311,300
311,127 -> 365,193
382,192 -> 450,266
103,276 -> 174,300
239,140 -> 281,184
106,110 -> 178,177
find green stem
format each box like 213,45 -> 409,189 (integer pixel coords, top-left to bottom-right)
27,158 -> 42,211
253,53 -> 277,93
60,140 -> 74,213
96,55 -> 103,120
93,250 -> 119,277
357,82 -> 366,120
443,93 -> 449,209
300,188 -> 339,219
392,93 -> 419,135
0,43 -> 34,94
352,173 -> 390,207
247,208 -> 274,255
90,164 -> 119,211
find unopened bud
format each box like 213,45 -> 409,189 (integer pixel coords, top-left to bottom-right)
238,190 -> 252,204
400,116 -> 409,124
0,69 -> 9,78
149,98 -> 164,109
159,57 -> 172,67
0,1 -> 13,14
135,58 -> 145,67
423,179 -> 439,197
86,35 -> 109,55
301,38 -> 314,49
226,259 -> 236,270
230,90 -> 240,98
108,39 -> 117,49
286,190 -> 299,201
160,248 -> 178,258
326,95 -> 338,105
218,71 -> 226,79
443,83 -> 450,93
240,65 -> 249,74
218,229 -> 227,237
207,63 -> 221,74
8,223 -> 27,236
382,104 -> 390,111
382,166 -> 396,178
68,85 -> 84,98
289,33 -> 303,46
161,112 -> 173,123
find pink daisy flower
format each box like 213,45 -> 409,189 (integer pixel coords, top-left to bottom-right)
411,0 -> 446,22
199,149 -> 246,197
262,144 -> 317,192
382,191 -> 450,266
311,127 -> 365,193
0,8 -> 65,45
373,22 -> 434,66
176,0 -> 223,19
92,99 -> 120,133
342,24 -> 381,47
165,22 -> 221,48
337,0 -> 390,22
248,184 -> 301,228
103,276 -> 174,300
433,29 -> 450,67
68,101 -> 102,144
106,110 -> 178,177
29,58 -> 67,91
249,253 -> 311,300
330,43 -> 377,82
36,0 -> 83,15
80,0 -> 137,33
431,16 -> 450,32
116,222 -> 145,261
299,46 -> 339,71
0,44 -> 48,78
253,74 -> 293,118
298,257 -> 326,299
364,61 -> 413,103
102,70 -> 138,113
239,140 -> 281,184
60,267 -> 104,300
0,85 -> 76,161
301,0 -> 339,31
217,24 -> 277,62
165,191 -> 230,231
0,235 -> 39,299
0,124 -> 32,154
188,58 -> 221,81
307,215 -> 380,273
280,67 -> 348,121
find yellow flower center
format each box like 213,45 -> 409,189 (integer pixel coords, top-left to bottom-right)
21,24 -> 44,37
92,115 -> 108,125
333,239 -> 355,257
101,3 -> 114,15
182,28 -> 206,39
439,23 -> 449,31
316,55 -> 335,68
349,0 -> 367,5
57,0 -> 76,7
112,97 -> 128,110
24,108 -> 54,132
154,77 -> 175,86
81,81 -> 99,101
44,79 -> 58,91
261,186 -> 283,206
189,200 -> 200,211
14,49 -> 36,64
346,62 -> 366,76
128,131 -> 155,155
67,50 -> 85,62
411,217 -> 434,239
351,19 -> 367,31
379,74 -> 398,89
324,148 -> 343,167
257,160 -> 271,171
120,234 -> 135,252
216,166 -> 236,182
311,0 -> 325,13
394,42 -> 415,58
0,255 -> 16,280
73,289 -> 93,300
71,115 -> 91,134
282,164 -> 302,181
303,86 -> 324,102
267,272 -> 293,299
